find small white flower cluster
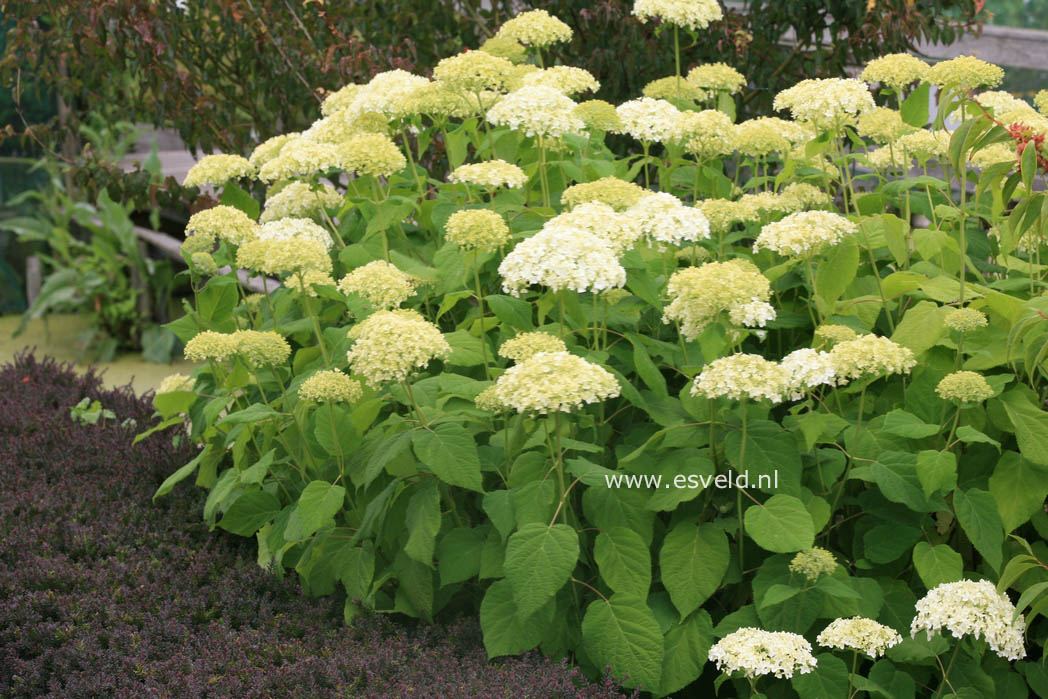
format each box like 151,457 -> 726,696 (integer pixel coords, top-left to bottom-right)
260,182 -> 342,223
258,217 -> 334,251
911,580 -> 1026,661
690,353 -> 792,404
486,85 -> 585,139
817,617 -> 902,658
448,159 -> 528,189
663,259 -> 775,340
627,192 -> 711,248
498,226 -> 626,296
544,201 -> 643,254
484,351 -> 621,414
632,0 -> 724,31
707,627 -> 817,679
773,78 -> 875,130
616,97 -> 682,143
754,210 -> 857,257
780,348 -> 837,400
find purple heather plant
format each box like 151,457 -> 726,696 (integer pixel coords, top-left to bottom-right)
0,351 -> 632,699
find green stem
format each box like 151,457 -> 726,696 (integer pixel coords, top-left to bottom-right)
473,250 -> 491,380
673,25 -> 682,100
328,401 -> 345,482
805,256 -> 823,325
933,641 -> 963,699
538,137 -> 551,208
402,380 -> 428,426
847,651 -> 858,699
737,400 -> 747,574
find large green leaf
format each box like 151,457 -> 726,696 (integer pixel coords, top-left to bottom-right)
791,653 -> 848,698
413,422 -> 483,491
998,390 -> 1048,467
503,523 -> 579,619
891,301 -> 947,357
912,542 -> 963,590
744,494 -> 815,553
724,419 -> 802,495
218,491 -> 281,536
404,480 -> 441,565
314,405 -> 361,458
659,610 -> 713,697
581,594 -> 664,692
297,480 -> 347,538
659,523 -> 728,618
988,451 -> 1048,533
595,527 -> 651,597
437,527 -> 485,586
815,238 -> 858,311
954,488 -> 1004,571
479,580 -> 550,658
915,449 -> 957,497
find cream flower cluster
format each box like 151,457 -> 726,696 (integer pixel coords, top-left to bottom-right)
632,0 -> 723,31
340,69 -> 429,121
485,351 -> 620,414
616,97 -> 681,143
184,330 -> 289,367
287,269 -> 335,297
261,182 -> 342,224
707,628 -> 817,679
498,226 -> 626,296
338,260 -> 415,309
642,76 -> 709,103
815,324 -> 858,344
673,109 -> 736,158
449,160 -> 528,189
663,259 -> 775,340
480,36 -> 528,63
627,192 -> 711,247
687,63 -> 746,94
258,139 -> 342,182
828,334 -> 916,382
574,100 -> 624,133
183,154 -> 255,188
522,66 -> 600,96
339,132 -> 407,178
236,238 -> 333,277
185,205 -> 260,247
817,617 -> 902,658
544,201 -> 643,254
297,369 -> 363,404
157,373 -> 196,395
562,177 -> 646,210
911,580 -> 1026,661
944,307 -> 988,332
733,117 -> 810,157
258,217 -> 334,251
773,78 -> 875,129
320,84 -> 362,116
857,107 -> 913,144
497,332 -> 567,362
789,547 -> 838,582
936,371 -> 994,403
346,309 -> 451,387
754,210 -> 857,257
1037,89 -> 1048,115
690,353 -> 792,404
781,348 -> 838,400
433,50 -> 515,93
248,133 -> 299,169
495,9 -> 573,48
189,252 -> 218,275
444,209 -> 511,252
486,85 -> 585,139
925,55 -> 1005,90
860,53 -> 929,91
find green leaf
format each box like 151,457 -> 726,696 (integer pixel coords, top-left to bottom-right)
486,294 -> 534,330
196,275 -> 239,331
816,238 -> 858,311
218,491 -> 281,536
901,82 -> 931,127
595,527 -> 651,597
437,527 -> 485,586
882,409 -> 941,439
314,405 -> 361,458
891,301 -> 948,357
744,494 -> 815,553
219,182 -> 260,219
659,523 -> 729,618
784,412 -> 849,452
912,542 -> 963,590
479,580 -> 548,658
297,480 -> 346,538
413,422 -> 483,491
363,430 -> 413,486
627,333 -> 667,397
724,420 -> 802,495
482,490 -> 516,540
153,449 -> 206,500
988,451 -> 1048,533
998,389 -> 1048,466
153,390 -> 196,418
444,329 -> 488,367
954,488 -> 1004,571
659,610 -> 713,696
404,480 -> 441,565
916,449 -> 957,497
758,583 -> 800,610
217,403 -> 280,426
956,425 -> 1001,450
581,593 -> 664,692
503,523 -> 579,619
791,653 -> 849,698
239,448 -> 276,485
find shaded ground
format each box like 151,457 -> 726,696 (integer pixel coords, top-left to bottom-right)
0,352 -> 628,699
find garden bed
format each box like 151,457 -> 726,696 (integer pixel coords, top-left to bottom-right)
0,351 -> 629,698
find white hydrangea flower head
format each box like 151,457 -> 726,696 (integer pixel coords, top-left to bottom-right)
183,154 -> 255,188
498,226 -> 627,297
248,133 -> 300,170
687,62 -> 746,93
261,182 -> 342,224
320,83 -> 363,116
338,260 -> 416,310
490,351 -> 620,414
860,53 -> 929,91
258,217 -> 334,251
495,9 -> 573,48
754,210 -> 857,257
433,50 -> 516,93
346,309 -> 451,387
562,177 -> 646,210
522,66 -> 600,96
616,97 -> 682,143
663,259 -> 775,340
925,55 -> 1005,90
829,334 -> 916,383
817,617 -> 903,658
258,137 -> 343,182
449,159 -> 528,189
157,373 -> 196,395
690,353 -> 791,403
911,579 -> 1026,661
632,0 -> 724,31
936,370 -> 995,403
781,348 -> 837,400
342,69 -> 429,121
486,85 -> 585,139
672,109 -> 737,158
789,547 -> 838,582
773,78 -> 875,130
185,205 -> 260,247
297,369 -> 363,404
627,192 -> 711,248
498,332 -> 567,362
707,627 -> 818,679
544,201 -> 643,254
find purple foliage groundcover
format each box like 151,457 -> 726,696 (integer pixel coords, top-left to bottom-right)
0,352 -> 631,699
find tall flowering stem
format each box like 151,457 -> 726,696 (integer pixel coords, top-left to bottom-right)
473,250 -> 492,380
736,398 -> 747,573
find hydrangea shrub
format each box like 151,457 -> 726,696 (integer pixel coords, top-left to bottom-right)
151,7 -> 1048,696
